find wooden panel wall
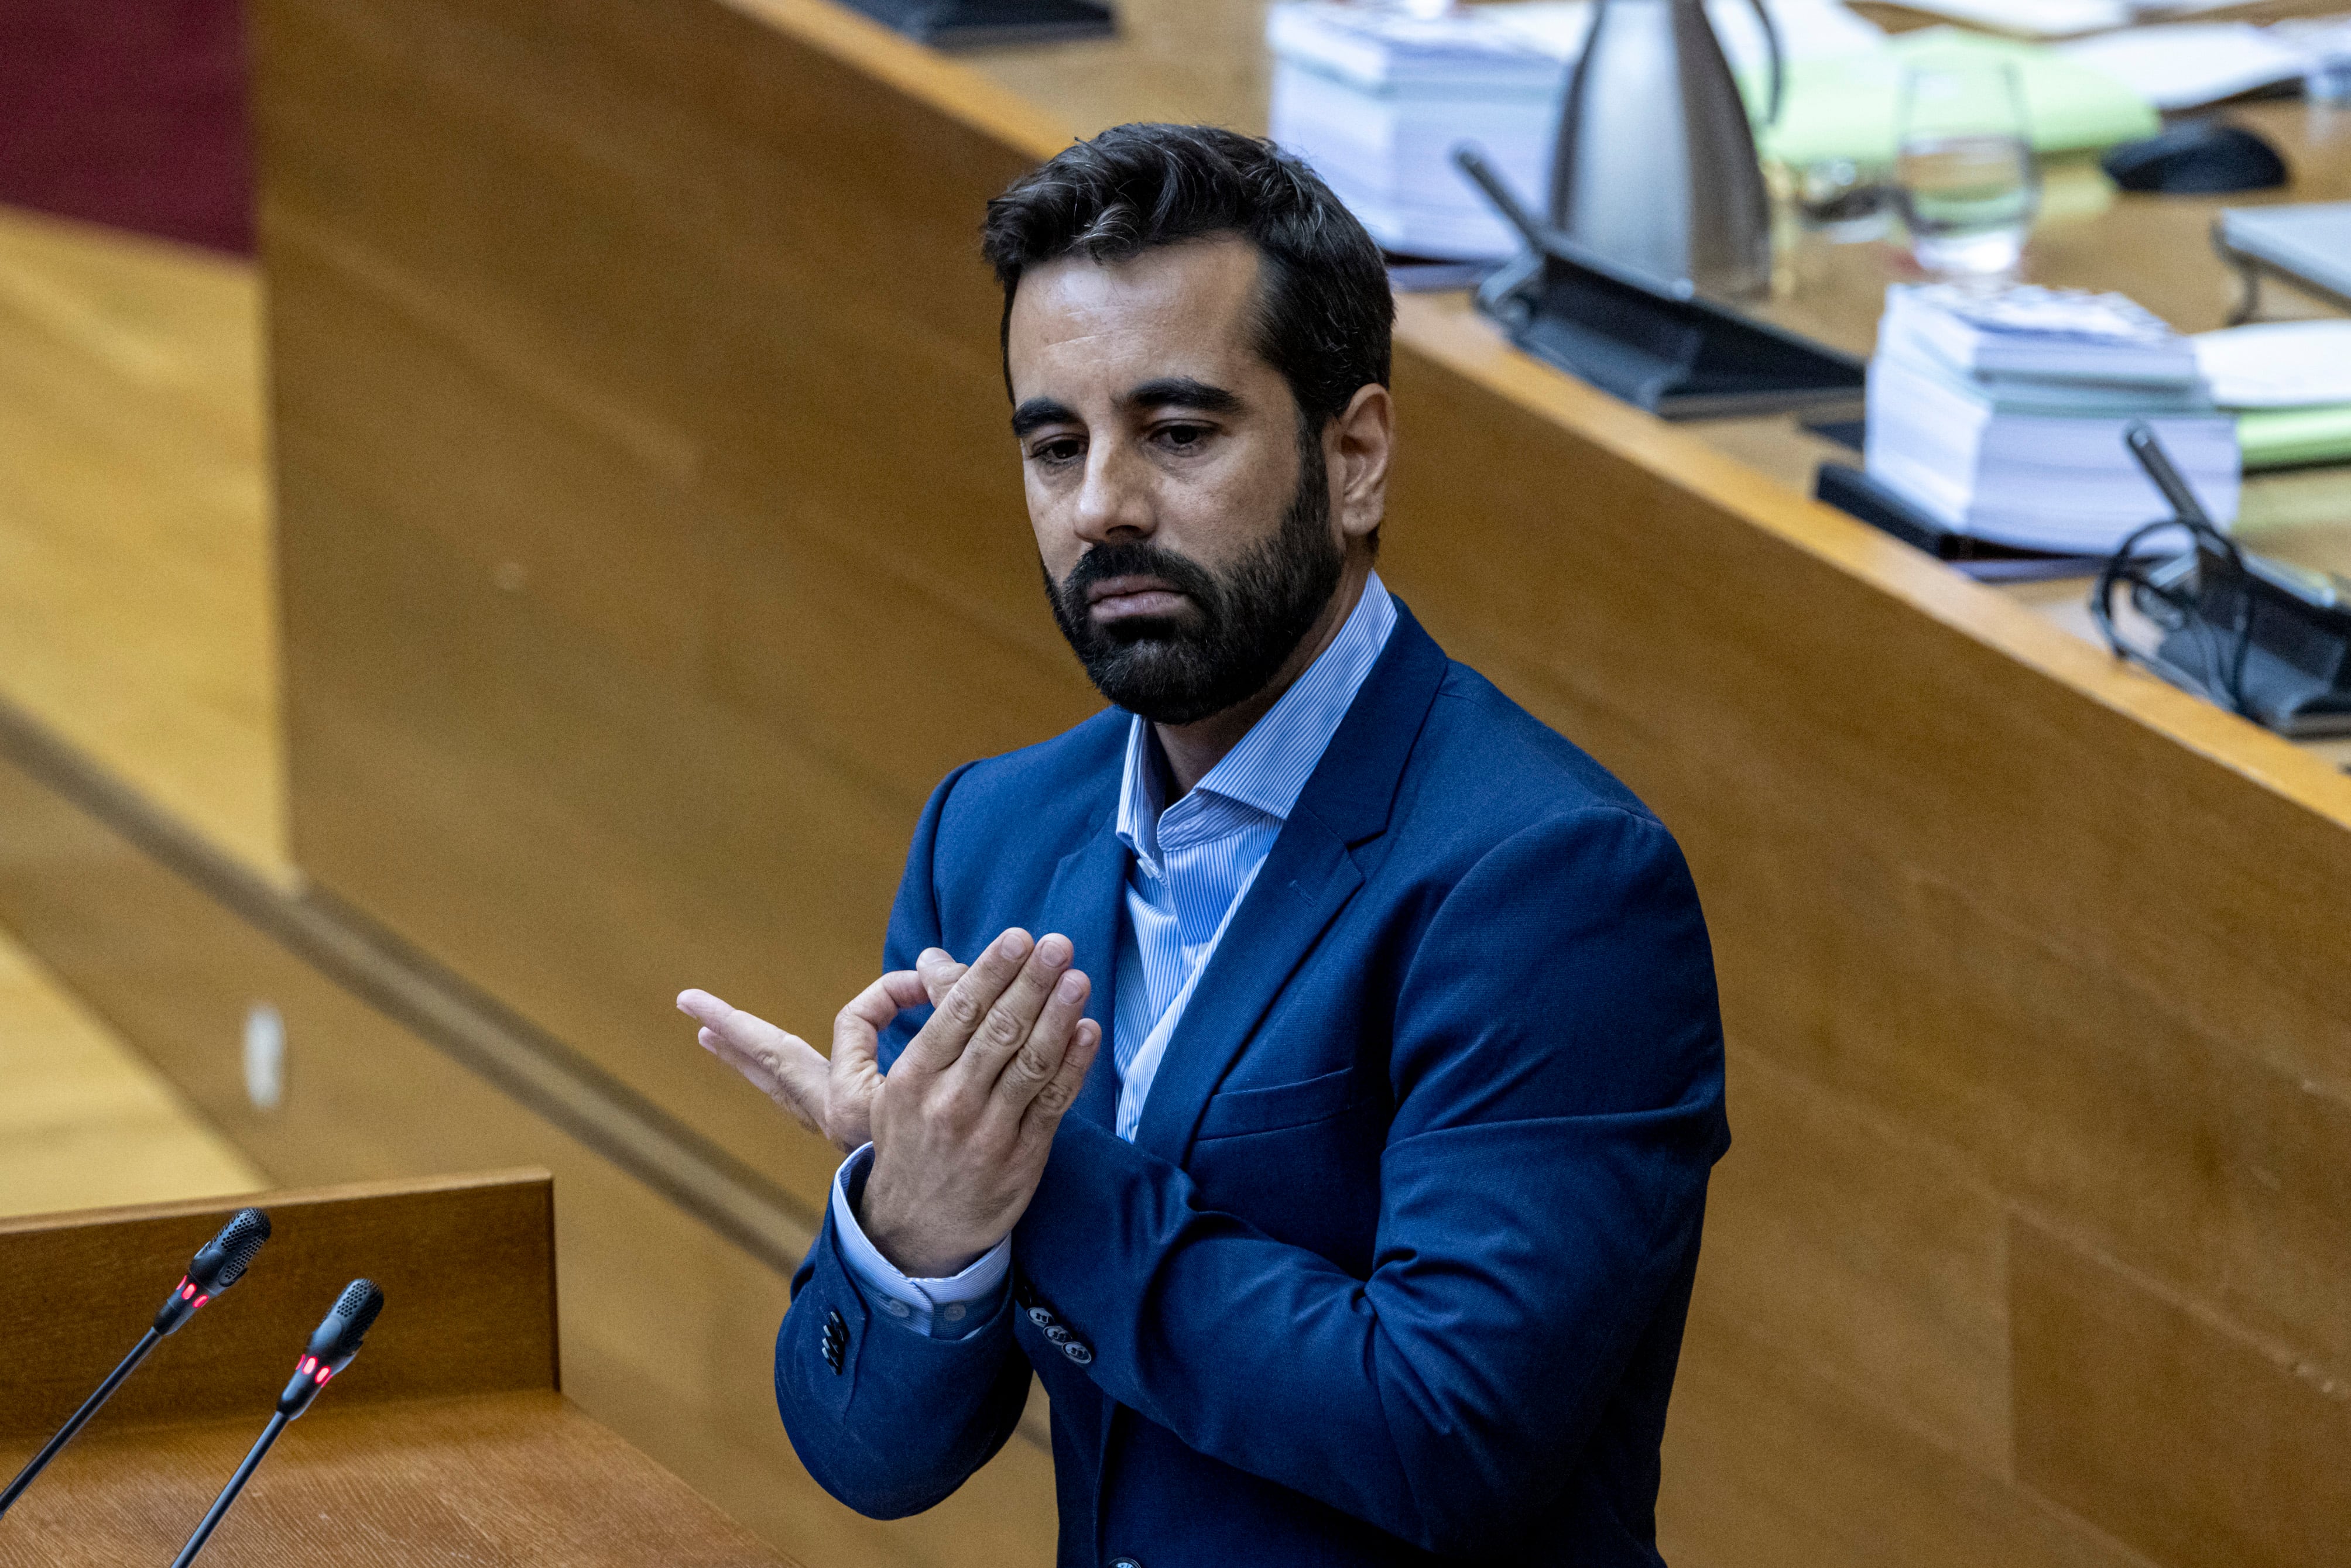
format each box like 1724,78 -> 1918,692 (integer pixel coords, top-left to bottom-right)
0,723 -> 1055,1568
253,0 -> 1103,1215
249,2 -> 2351,1567
1386,307 -> 2351,1568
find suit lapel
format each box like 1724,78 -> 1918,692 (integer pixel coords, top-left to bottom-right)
1036,818 -> 1130,1133
1130,814 -> 1360,1160
1130,603 -> 1451,1164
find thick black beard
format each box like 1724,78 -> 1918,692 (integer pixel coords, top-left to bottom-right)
1044,434 -> 1344,726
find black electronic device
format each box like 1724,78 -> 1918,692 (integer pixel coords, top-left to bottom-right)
168,1279 -> 385,1567
0,1209 -> 271,1520
1452,144 -> 1866,420
2102,121 -> 2288,195
837,0 -> 1113,46
2093,422 -> 2351,736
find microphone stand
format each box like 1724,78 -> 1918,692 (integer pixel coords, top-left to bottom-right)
0,1328 -> 163,1518
168,1412 -> 290,1568
164,1277 -> 381,1566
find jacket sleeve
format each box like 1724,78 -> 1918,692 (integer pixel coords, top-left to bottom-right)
773,761 -> 1032,1518
1010,806 -> 1730,1555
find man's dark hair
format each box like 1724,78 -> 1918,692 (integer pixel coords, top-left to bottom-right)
980,123 -> 1394,431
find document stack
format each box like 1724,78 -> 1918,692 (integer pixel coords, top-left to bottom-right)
1863,284 -> 2240,553
1266,2 -> 1567,260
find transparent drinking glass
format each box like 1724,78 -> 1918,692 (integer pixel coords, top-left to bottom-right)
1895,61 -> 2038,277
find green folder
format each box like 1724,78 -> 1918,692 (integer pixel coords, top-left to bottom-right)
1750,28 -> 2160,170
2239,404 -> 2351,471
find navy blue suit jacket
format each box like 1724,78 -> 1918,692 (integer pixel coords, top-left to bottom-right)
776,603 -> 1729,1566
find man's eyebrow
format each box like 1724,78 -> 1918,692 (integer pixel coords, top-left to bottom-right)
1010,397 -> 1078,438
1125,377 -> 1245,417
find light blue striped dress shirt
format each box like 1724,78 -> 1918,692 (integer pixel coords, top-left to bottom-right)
1107,572 -> 1396,1138
831,572 -> 1397,1334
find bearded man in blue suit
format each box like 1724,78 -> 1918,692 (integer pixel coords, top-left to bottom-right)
678,122 -> 1728,1567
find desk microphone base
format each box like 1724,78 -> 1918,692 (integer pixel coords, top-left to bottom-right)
837,0 -> 1114,46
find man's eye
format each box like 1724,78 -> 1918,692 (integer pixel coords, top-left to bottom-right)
1158,423 -> 1210,451
1030,438 -> 1083,465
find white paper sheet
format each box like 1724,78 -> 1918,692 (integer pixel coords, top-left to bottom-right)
2194,321 -> 2351,409
1882,0 -> 2130,37
2058,23 -> 2316,109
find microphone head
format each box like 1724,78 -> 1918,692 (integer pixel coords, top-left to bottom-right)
280,1279 -> 383,1417
188,1207 -> 272,1293
305,1278 -> 385,1363
155,1207 -> 272,1334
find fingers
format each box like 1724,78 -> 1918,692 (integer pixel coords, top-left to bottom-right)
988,964 -> 1091,1120
944,933 -> 1074,1095
1019,1017 -> 1102,1153
678,989 -> 832,1137
834,970 -> 930,1072
897,928 -> 1037,1077
916,948 -> 968,1008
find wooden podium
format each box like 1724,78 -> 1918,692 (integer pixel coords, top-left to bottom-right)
0,1171 -> 797,1566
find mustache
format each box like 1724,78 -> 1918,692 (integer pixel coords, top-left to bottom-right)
1057,541 -> 1222,617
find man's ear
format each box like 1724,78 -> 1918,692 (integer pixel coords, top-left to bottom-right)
1330,382 -> 1393,547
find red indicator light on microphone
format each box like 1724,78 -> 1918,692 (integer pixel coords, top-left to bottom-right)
181,1282 -> 196,1301
299,1357 -> 316,1375
314,1366 -> 331,1385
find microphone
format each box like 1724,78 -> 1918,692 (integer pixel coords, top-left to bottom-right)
168,1279 -> 383,1567
0,1208 -> 271,1519
275,1277 -> 385,1418
154,1206 -> 273,1336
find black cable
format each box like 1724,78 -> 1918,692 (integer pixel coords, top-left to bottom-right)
169,1411 -> 289,1568
2091,516 -> 2255,718
0,1327 -> 163,1519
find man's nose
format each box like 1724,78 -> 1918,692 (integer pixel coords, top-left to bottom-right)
1071,440 -> 1153,545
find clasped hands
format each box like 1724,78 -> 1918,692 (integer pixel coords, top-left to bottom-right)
677,930 -> 1100,1278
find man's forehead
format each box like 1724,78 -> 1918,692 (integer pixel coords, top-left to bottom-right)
1007,238 -> 1264,385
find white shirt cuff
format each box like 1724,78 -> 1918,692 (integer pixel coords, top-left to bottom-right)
828,1144 -> 1010,1338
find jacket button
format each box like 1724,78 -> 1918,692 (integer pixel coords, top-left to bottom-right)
1063,1341 -> 1093,1365
1109,1557 -> 1142,1567
1044,1324 -> 1071,1345
1026,1306 -> 1055,1327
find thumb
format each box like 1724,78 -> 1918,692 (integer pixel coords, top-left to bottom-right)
915,947 -> 968,1008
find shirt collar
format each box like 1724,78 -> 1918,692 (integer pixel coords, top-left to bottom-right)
1115,571 -> 1397,856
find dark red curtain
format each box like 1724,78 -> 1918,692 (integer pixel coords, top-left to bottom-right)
0,0 -> 254,253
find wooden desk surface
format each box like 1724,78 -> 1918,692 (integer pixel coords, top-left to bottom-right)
0,1391 -> 787,1568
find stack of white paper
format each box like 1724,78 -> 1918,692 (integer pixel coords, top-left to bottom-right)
1865,284 -> 2240,551
1268,4 -> 1562,259
1266,0 -> 1883,260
